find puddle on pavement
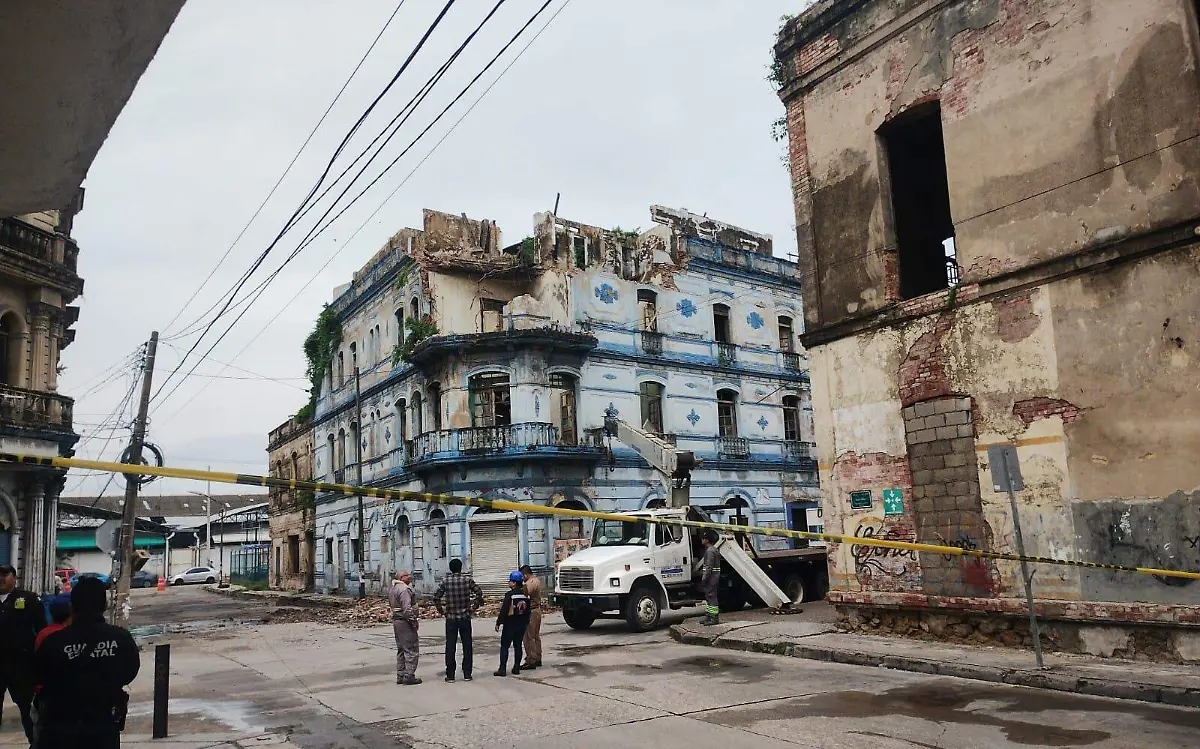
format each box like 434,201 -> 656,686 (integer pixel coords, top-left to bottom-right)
129,619 -> 268,638
704,681 -> 1200,746
536,653 -> 775,685
127,698 -> 266,734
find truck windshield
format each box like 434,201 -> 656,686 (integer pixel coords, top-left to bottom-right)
591,519 -> 649,547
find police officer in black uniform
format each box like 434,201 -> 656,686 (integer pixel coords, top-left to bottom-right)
33,576 -> 140,749
0,563 -> 45,742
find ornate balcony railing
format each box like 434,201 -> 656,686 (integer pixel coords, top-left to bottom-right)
0,218 -> 78,273
784,440 -> 816,463
717,436 -> 749,459
783,351 -> 802,371
0,384 -> 74,434
717,342 -> 737,365
640,330 -> 664,356
407,422 -> 605,466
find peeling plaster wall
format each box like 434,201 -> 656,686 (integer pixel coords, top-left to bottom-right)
780,0 -> 1200,331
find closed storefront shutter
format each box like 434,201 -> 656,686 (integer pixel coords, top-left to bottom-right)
469,517 -> 519,596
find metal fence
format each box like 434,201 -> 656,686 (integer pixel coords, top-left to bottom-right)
230,543 -> 269,585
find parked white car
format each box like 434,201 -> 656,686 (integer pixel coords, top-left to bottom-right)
171,566 -> 218,586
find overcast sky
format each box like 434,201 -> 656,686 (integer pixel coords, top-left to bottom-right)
61,0 -> 810,501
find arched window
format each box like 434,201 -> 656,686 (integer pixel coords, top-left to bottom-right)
395,515 -> 411,547
549,372 -> 577,443
428,382 -> 443,431
411,392 -> 424,435
639,381 -> 664,435
326,434 -> 336,476
395,308 -> 404,348
717,389 -> 739,438
337,351 -> 345,388
336,429 -> 346,470
469,373 -> 510,427
783,395 -> 802,442
410,297 -> 419,322
396,398 -> 408,443
555,499 -> 587,539
778,316 -> 794,352
428,508 -> 447,559
375,325 -> 382,362
349,422 -> 360,466
349,342 -> 357,374
290,452 -> 299,481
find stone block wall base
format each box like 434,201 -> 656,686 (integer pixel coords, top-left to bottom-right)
835,603 -> 1200,664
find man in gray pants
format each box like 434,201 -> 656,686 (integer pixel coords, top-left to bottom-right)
390,571 -> 421,685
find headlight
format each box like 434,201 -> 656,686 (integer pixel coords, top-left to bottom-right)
609,577 -> 621,587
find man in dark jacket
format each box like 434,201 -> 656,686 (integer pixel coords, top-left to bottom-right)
0,563 -> 46,741
33,576 -> 140,749
494,571 -> 531,677
696,531 -> 722,625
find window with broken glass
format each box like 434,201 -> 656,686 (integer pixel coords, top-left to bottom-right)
470,372 -> 512,427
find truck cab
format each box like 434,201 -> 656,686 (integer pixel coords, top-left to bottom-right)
554,507 -> 721,631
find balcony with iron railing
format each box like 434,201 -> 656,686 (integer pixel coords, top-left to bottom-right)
405,422 -> 605,470
717,342 -> 737,365
0,383 -> 74,437
783,440 -> 816,465
782,350 -> 802,371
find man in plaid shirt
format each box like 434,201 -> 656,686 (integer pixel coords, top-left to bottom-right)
433,558 -> 484,682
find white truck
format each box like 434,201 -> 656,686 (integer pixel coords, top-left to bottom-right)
551,418 -> 828,632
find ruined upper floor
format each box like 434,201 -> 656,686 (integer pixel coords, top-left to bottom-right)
774,0 -> 1200,342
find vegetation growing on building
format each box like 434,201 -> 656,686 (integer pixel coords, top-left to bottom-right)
393,316 -> 438,363
519,237 -> 537,267
299,304 -> 341,421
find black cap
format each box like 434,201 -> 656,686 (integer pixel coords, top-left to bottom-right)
71,576 -> 108,616
0,564 -> 15,576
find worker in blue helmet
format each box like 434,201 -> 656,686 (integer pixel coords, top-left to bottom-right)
494,570 -> 531,676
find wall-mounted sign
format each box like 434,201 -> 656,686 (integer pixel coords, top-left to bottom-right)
849,490 -> 873,510
883,488 -> 904,516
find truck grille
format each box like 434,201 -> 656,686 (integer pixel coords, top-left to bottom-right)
558,567 -> 594,592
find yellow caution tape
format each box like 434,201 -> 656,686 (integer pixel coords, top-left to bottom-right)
8,451 -> 1198,581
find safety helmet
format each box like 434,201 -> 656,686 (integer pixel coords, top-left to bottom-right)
509,570 -> 524,583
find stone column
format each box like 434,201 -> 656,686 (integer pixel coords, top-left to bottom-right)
24,484 -> 45,593
26,304 -> 52,392
43,476 -> 62,592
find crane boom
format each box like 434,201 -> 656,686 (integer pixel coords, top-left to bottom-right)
604,417 -> 696,507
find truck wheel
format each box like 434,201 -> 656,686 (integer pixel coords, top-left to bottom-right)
625,586 -> 662,632
781,574 -> 806,604
562,608 -> 596,630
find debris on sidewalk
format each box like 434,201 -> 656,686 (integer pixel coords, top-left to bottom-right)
266,595 -> 559,628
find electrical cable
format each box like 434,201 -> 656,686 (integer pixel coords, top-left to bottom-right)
161,0 -> 409,340
152,0 -> 574,424
152,0 -> 561,415
153,0 -> 459,401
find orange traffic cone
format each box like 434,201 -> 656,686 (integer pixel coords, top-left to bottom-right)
156,577 -> 166,592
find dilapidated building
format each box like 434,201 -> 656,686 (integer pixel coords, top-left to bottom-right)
775,0 -> 1200,659
304,205 -> 819,595
267,416 -> 315,591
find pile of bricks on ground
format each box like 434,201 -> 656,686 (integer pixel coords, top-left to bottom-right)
266,596 -> 558,629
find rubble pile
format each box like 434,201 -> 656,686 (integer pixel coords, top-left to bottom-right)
266,595 -> 558,629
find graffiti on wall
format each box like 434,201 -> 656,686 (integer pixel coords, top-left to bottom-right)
851,516 -> 921,591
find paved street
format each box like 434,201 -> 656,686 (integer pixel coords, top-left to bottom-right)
4,588 -> 1197,749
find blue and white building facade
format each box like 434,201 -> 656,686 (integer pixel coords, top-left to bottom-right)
307,205 -> 819,594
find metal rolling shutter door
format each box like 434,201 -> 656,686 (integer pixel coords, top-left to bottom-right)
470,519 -> 519,596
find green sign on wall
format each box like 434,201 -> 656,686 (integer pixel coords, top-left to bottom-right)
849,490 -> 873,510
883,488 -> 904,516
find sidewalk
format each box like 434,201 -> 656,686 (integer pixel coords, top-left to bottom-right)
670,611 -> 1200,709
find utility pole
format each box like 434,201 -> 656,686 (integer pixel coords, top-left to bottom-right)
114,331 -> 158,625
205,468 -> 212,567
354,366 -> 366,599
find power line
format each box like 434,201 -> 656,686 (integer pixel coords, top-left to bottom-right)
153,0 -> 574,424
152,0 -> 555,413
153,0 -> 459,403
161,0 -> 410,341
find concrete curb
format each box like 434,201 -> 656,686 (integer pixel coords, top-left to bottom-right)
669,622 -> 1200,709
200,584 -> 347,608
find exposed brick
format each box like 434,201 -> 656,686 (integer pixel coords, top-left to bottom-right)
931,441 -> 955,457
915,499 -> 934,514
1012,397 -> 1085,428
944,453 -> 969,468
951,438 -> 975,453
916,455 -> 945,471
898,316 -> 955,407
993,289 -> 1040,343
948,481 -> 971,496
913,428 -> 939,444
924,414 -> 947,429
925,484 -> 947,498
902,405 -> 917,420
